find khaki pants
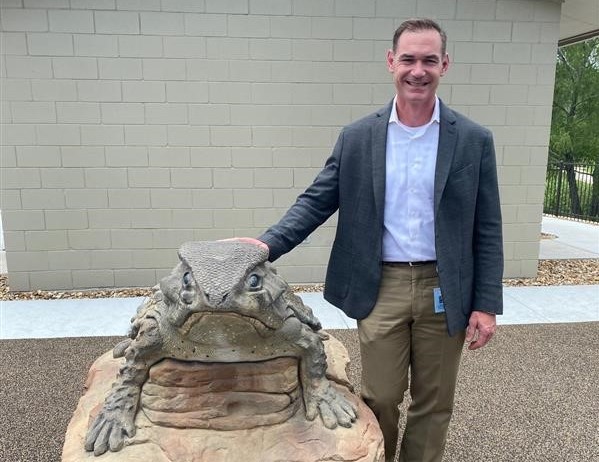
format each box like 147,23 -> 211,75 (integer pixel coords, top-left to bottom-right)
358,264 -> 465,462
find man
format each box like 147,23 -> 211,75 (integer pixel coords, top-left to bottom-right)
248,18 -> 504,462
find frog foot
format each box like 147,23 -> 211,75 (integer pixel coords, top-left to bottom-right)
84,386 -> 138,456
304,380 -> 357,429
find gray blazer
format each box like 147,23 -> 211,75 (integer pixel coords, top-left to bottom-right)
259,100 -> 504,336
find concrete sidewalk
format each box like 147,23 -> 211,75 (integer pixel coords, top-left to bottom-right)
1,216 -> 597,339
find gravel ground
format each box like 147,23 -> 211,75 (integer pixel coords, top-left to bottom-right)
1,259 -> 597,301
1,323 -> 598,462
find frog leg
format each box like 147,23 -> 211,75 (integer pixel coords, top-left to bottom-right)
292,322 -> 357,429
85,316 -> 163,456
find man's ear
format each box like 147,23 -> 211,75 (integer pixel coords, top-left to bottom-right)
440,53 -> 450,76
386,49 -> 395,72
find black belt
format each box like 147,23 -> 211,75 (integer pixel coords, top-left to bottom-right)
382,261 -> 436,267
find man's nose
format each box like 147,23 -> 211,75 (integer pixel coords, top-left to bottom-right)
411,61 -> 425,77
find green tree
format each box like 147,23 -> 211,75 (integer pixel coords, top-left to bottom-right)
550,37 -> 599,217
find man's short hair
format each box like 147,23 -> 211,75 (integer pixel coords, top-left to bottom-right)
392,18 -> 447,55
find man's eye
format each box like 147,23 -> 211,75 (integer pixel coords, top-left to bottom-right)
248,274 -> 262,290
182,272 -> 192,286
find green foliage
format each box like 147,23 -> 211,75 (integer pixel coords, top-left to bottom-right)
551,37 -> 599,163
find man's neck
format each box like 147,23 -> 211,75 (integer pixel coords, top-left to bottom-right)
395,98 -> 436,127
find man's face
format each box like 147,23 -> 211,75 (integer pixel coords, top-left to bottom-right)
386,29 -> 449,106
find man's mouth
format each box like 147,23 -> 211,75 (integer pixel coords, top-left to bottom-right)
406,80 -> 429,87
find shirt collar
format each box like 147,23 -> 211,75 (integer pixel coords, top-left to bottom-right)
389,95 -> 440,127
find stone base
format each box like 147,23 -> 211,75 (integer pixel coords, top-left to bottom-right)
62,334 -> 384,462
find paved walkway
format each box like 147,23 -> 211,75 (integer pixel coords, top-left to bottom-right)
1,216 -> 597,339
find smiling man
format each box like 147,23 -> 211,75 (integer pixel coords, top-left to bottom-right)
253,18 -> 504,462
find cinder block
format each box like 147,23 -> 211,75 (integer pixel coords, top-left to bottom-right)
493,43 -> 531,64
252,127 -> 292,147
311,17 -> 352,39
105,146 -> 148,166
0,189 -> 22,210
123,82 -> 166,103
509,64 -> 537,85
134,251 -> 173,272
77,80 -> 121,101
0,124 -> 36,146
512,22 -> 540,43
206,37 -> 249,59
140,11 -> 184,34
170,167 -> 212,188
32,79 -> 76,101
98,57 -> 143,79
190,147 -> 232,167
88,209 -> 132,229
536,64 -> 556,85
292,126 -> 333,147
228,60 -> 268,82
490,85 -> 528,105
150,189 -> 193,208
270,61 -> 312,83
127,167 -> 170,188
142,58 -> 186,80
27,33 -> 73,56
74,35 -> 119,57
417,1 -> 458,19
3,271 -> 30,291
1,166 -> 40,189
194,228 -> 235,241
108,188 -> 151,208
152,229 -> 195,248
506,106 -> 535,126
333,84 -> 371,104
188,104 -> 229,125
353,62 -> 389,84
5,56 -> 52,78
65,189 -> 108,209
3,230 -> 26,251
540,22 -> 559,44
293,0 -> 334,16
184,13 -> 227,37
270,16 -> 311,38
37,124 -> 81,145
130,209 -> 172,228
148,147 -> 190,167
496,0 -> 534,21
167,125 -> 210,146
233,188 -> 273,208
0,210 -> 45,231
213,168 -> 253,188
48,9 -> 94,33
101,102 -> 145,124
166,82 -> 209,103
206,0 -> 248,14
81,125 -> 124,146
11,101 -> 56,123
333,40 -> 373,62
524,126 -> 551,147
1,32 -> 27,55
172,209 -> 213,228
526,184 -> 545,205
25,230 -> 68,250
533,106 -> 552,126
41,168 -> 85,188
213,209 -> 252,228
23,0 -> 69,8
227,15 -> 269,37
229,104 -> 272,125
192,189 -> 233,209
249,38 -> 291,60
251,83 -> 292,104
85,167 -> 128,188
45,210 -> 88,230
116,0 -> 160,11
532,43 -> 558,65
527,85 -> 553,105
1,9 -> 48,32
451,85 -> 490,105
48,250 -> 91,269
95,11 -> 140,35
310,105 -> 352,126
53,57 -> 98,79
56,102 -> 101,123
292,40 -> 332,61
71,0 -> 115,9
118,35 -> 163,58
3,78 -> 32,101
111,228 -> 153,248
114,269 -> 157,288
516,204 -> 543,223
469,106 -> 506,125
452,42 -> 493,64
497,166 -> 521,185
335,0 -> 374,16
91,250 -> 133,270
125,125 -> 167,145
72,270 -> 115,289
353,18 -> 393,40
161,0 -> 204,13
29,270 -> 73,290
210,126 -> 252,147
232,147 -> 272,168
61,146 -> 105,167
163,37 -> 206,59
471,64 -> 509,84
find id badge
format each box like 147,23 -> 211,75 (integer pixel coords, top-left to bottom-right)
433,287 -> 445,313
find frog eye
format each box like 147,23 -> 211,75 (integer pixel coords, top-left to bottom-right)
182,271 -> 192,286
247,273 -> 262,290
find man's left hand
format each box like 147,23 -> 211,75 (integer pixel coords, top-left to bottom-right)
465,311 -> 496,350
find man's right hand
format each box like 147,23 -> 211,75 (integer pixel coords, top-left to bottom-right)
220,237 -> 269,253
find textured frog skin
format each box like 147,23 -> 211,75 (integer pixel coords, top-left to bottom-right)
85,240 -> 357,456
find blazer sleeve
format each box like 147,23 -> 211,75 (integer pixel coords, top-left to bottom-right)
257,130 -> 345,261
472,131 -> 504,314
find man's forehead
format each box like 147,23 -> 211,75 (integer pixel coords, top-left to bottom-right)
395,30 -> 443,53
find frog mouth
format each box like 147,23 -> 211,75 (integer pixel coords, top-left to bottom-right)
180,311 -> 278,338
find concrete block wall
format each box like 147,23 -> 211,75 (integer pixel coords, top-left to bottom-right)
0,0 -> 561,290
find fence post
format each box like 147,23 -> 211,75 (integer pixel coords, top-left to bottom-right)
555,162 -> 563,217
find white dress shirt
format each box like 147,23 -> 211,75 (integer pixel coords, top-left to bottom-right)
382,96 -> 440,262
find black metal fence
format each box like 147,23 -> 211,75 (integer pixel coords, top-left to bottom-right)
543,161 -> 599,222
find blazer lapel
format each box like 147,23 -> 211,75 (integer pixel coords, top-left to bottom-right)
434,101 -> 458,215
372,101 -> 393,223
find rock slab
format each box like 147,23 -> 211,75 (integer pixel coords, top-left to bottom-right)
62,333 -> 384,462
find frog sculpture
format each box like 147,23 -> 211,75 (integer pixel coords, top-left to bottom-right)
85,240 -> 357,456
